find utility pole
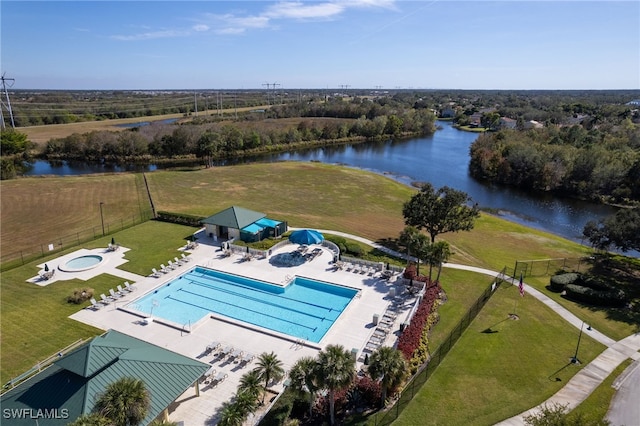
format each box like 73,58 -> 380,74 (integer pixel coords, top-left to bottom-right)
194,91 -> 198,116
1,73 -> 16,129
271,82 -> 280,106
262,83 -> 271,105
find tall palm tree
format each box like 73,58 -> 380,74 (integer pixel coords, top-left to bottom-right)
238,369 -> 262,401
233,391 -> 259,418
367,346 -> 407,407
93,377 -> 150,426
253,351 -> 285,404
289,356 -> 321,417
398,226 -> 420,266
316,344 -> 355,425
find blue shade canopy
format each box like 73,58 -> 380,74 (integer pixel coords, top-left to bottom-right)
289,229 -> 324,245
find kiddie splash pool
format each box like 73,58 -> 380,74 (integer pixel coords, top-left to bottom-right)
59,255 -> 104,272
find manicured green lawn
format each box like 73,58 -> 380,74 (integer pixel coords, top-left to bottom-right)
0,221 -> 198,384
392,284 -> 606,426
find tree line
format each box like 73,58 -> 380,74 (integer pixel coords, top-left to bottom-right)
469,120 -> 640,205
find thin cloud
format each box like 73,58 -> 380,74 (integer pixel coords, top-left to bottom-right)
192,24 -> 209,32
265,2 -> 345,19
111,29 -> 187,41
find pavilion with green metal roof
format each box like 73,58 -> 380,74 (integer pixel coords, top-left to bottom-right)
0,330 -> 210,425
201,205 -> 287,243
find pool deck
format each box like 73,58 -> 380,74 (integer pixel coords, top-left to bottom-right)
69,236 -> 417,425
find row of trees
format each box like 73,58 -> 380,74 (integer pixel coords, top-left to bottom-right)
469,123 -> 640,204
217,345 -> 407,426
41,106 -> 435,164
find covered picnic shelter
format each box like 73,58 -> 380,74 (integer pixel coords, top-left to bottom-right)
201,206 -> 287,243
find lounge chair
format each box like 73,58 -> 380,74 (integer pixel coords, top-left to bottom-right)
220,345 -> 234,358
229,349 -> 244,362
117,285 -> 128,295
240,352 -> 255,365
100,293 -> 112,304
206,341 -> 221,353
151,268 -> 161,278
160,264 -> 169,274
202,366 -> 217,383
109,288 -> 123,299
175,256 -> 184,266
167,260 -> 177,270
89,298 -> 104,310
181,253 -> 191,262
212,371 -> 228,385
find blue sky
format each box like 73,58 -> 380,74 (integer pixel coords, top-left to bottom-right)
2,1 -> 639,90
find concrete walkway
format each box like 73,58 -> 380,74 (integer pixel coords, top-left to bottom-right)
314,229 -> 640,426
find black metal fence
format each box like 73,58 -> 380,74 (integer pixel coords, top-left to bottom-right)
372,268 -> 508,426
512,257 -> 587,278
1,209 -> 154,271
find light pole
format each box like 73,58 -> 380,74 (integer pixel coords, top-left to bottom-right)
99,202 -> 105,236
571,321 -> 584,364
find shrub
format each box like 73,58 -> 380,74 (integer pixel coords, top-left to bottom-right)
564,284 -> 626,307
155,211 -> 204,227
67,288 -> 94,304
259,389 -> 295,426
397,283 -> 441,361
549,272 -> 580,292
345,243 -> 363,256
352,376 -> 382,409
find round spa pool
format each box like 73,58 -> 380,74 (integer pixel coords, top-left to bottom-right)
60,255 -> 104,272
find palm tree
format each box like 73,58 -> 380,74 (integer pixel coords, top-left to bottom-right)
367,346 -> 407,407
148,421 -> 179,426
67,413 -> 111,426
233,391 -> 259,417
289,356 -> 321,417
238,369 -> 262,401
253,351 -> 285,404
93,377 -> 150,426
316,344 -> 355,425
217,400 -> 245,426
398,226 -> 420,266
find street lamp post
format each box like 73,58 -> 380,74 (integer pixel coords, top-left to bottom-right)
99,202 -> 105,236
571,321 -> 584,364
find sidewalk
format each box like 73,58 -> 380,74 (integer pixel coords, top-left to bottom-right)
314,229 -> 640,425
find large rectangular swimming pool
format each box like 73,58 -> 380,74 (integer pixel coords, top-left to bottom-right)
126,267 -> 357,343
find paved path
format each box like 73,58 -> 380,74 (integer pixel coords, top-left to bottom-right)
312,229 -> 640,426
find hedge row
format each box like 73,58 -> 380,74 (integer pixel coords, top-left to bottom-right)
155,211 -> 205,227
550,272 -> 627,307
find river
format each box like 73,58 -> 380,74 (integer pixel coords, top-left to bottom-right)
23,122 -> 621,247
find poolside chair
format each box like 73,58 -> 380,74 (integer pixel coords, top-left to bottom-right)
240,352 -> 255,366
160,264 -> 169,274
100,293 -> 112,304
109,288 -> 123,299
181,253 -> 191,262
212,371 -> 228,385
151,268 -> 161,278
229,349 -> 244,362
202,366 -> 217,383
124,281 -> 136,292
117,285 -> 128,295
220,345 -> 234,358
167,260 -> 177,270
206,341 -> 221,353
174,256 -> 184,266
89,298 -> 104,310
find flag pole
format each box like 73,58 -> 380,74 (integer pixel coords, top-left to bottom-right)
511,273 -> 524,319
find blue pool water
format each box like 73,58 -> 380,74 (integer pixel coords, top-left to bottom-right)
127,267 -> 357,342
61,255 -> 103,271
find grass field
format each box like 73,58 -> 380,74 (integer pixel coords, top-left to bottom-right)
0,162 -> 635,422
0,173 -> 151,264
392,283 -> 606,426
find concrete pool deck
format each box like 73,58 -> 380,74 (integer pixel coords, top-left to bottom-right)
68,236 -> 418,425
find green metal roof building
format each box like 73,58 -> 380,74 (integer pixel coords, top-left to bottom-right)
0,330 -> 210,425
201,205 -> 287,243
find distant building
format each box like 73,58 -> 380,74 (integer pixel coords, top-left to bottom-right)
201,205 -> 287,243
440,107 -> 456,118
523,120 -> 544,129
499,117 -> 517,129
468,112 -> 483,127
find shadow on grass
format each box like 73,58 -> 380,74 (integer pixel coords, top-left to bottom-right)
481,316 -> 514,334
